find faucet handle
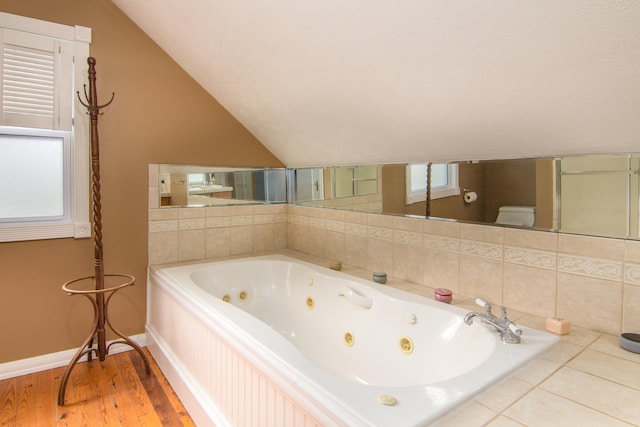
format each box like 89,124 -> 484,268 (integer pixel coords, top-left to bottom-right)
475,298 -> 493,315
475,297 -> 488,307
509,323 -> 523,336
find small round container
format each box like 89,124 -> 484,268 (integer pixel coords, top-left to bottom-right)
372,272 -> 387,284
619,332 -> 640,354
434,288 -> 452,304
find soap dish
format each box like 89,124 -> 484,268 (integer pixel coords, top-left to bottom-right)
619,332 -> 640,354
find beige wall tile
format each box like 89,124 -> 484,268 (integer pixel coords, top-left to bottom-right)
558,233 -> 625,260
393,243 -> 423,284
178,207 -> 205,219
149,220 -> 178,233
178,229 -> 205,261
344,233 -> 368,269
394,215 -> 423,232
325,230 -> 346,262
307,227 -> 327,258
459,255 -> 503,304
504,228 -> 557,251
149,208 -> 178,221
460,223 -> 504,244
367,212 -> 395,228
205,228 -> 230,259
229,225 -> 253,255
252,223 -> 275,252
625,240 -> 640,262
623,284 -> 640,333
148,231 -> 178,265
504,247 -> 556,270
274,223 -> 287,250
625,262 -> 640,285
557,273 -> 622,334
148,186 -> 159,209
504,263 -> 556,319
424,249 -> 460,293
343,210 -> 368,225
366,237 -> 394,273
424,218 -> 460,238
557,254 -> 622,282
206,206 -> 230,217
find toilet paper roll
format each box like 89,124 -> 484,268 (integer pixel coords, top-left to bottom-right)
464,191 -> 477,203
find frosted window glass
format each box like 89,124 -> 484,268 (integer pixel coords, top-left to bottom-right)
0,134 -> 65,220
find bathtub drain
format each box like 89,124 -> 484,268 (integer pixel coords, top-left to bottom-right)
344,331 -> 355,347
399,336 -> 414,354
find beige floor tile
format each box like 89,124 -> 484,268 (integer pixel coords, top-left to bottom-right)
512,358 -> 561,385
485,415 -> 526,427
504,388 -> 631,427
589,334 -> 640,364
540,367 -> 640,425
430,401 -> 496,427
540,340 -> 584,365
568,349 -> 640,390
558,325 -> 601,347
475,376 -> 533,412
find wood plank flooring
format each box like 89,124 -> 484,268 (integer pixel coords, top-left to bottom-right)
0,348 -> 196,426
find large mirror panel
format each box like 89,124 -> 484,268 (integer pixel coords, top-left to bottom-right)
159,164 -> 287,207
289,159 -> 556,231
157,154 -> 640,240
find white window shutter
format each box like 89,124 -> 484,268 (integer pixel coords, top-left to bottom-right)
0,28 -> 72,130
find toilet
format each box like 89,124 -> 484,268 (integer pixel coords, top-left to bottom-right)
495,206 -> 536,227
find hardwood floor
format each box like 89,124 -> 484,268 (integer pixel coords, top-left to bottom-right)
0,349 -> 196,426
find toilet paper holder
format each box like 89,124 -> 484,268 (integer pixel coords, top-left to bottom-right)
463,188 -> 478,204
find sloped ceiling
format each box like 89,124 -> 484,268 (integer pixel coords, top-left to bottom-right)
112,1 -> 640,167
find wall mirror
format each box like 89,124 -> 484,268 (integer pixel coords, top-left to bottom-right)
158,154 -> 640,240
158,164 -> 287,207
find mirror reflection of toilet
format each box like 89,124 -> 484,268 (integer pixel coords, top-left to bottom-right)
495,206 -> 536,227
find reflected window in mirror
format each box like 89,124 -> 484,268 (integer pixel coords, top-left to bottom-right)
405,164 -> 460,204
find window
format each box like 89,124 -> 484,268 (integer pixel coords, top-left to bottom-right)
406,163 -> 459,204
0,12 -> 91,242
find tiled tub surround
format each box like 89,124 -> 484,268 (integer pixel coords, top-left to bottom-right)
148,166 -> 640,425
286,204 -> 640,337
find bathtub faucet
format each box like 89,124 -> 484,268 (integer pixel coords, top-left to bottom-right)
463,298 -> 522,344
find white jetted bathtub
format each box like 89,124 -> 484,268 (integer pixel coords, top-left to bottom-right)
146,254 -> 558,426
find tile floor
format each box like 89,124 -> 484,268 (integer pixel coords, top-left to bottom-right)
423,297 -> 640,426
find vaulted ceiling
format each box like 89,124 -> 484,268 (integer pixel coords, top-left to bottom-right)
112,1 -> 640,167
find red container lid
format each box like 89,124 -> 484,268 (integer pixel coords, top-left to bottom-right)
434,288 -> 452,296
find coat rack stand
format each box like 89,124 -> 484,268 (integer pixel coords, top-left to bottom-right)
57,57 -> 150,406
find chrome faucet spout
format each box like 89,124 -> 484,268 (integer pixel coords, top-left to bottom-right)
464,298 -> 522,344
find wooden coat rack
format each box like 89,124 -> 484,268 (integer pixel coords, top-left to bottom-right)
57,57 -> 150,406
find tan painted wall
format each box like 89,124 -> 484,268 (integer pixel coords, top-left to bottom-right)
0,0 -> 283,363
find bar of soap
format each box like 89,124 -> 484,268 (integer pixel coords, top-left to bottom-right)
546,317 -> 571,335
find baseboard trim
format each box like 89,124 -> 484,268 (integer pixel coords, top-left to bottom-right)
0,333 -> 146,380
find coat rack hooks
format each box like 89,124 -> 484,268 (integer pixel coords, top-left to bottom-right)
57,57 -> 150,406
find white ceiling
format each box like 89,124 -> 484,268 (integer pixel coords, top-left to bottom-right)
113,0 -> 640,167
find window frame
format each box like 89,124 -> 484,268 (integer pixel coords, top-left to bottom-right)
405,163 -> 460,205
0,12 -> 91,242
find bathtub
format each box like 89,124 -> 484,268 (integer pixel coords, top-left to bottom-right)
146,254 -> 558,427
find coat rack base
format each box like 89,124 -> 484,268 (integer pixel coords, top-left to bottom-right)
57,274 -> 150,406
